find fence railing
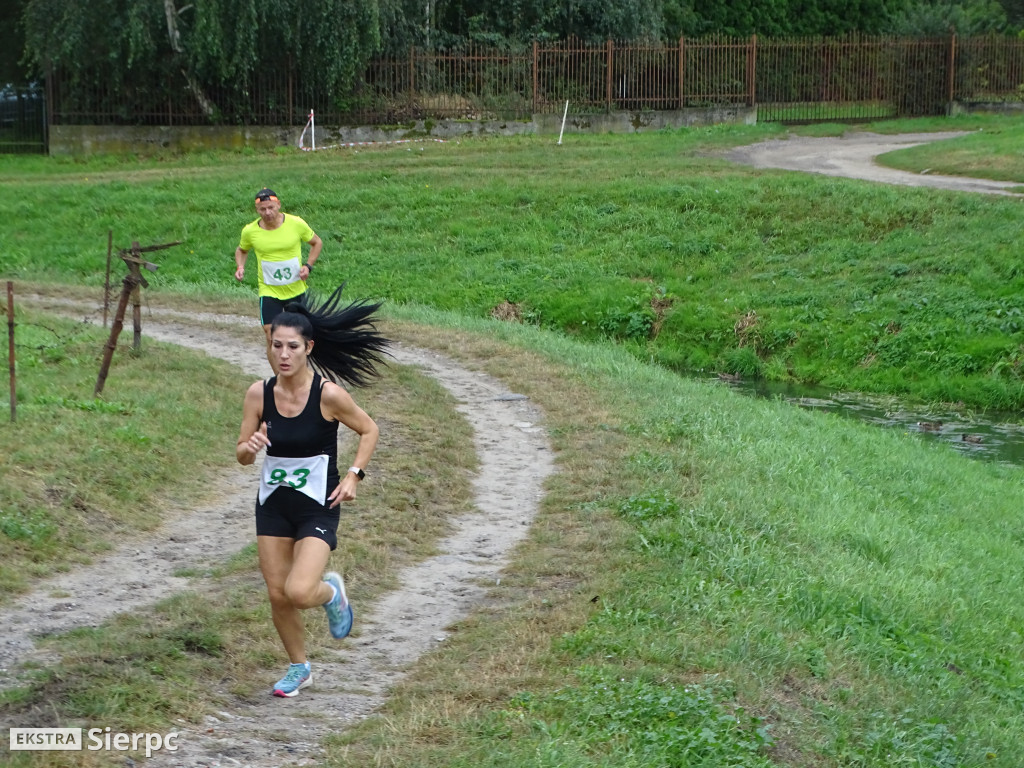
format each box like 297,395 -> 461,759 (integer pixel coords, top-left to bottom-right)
0,82 -> 46,154
42,35 -> 1024,128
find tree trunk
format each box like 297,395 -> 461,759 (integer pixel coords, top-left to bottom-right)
163,0 -> 216,119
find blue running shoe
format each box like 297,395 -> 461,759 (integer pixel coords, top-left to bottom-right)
272,661 -> 311,698
323,571 -> 353,639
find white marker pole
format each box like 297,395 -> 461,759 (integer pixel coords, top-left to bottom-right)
311,109 -> 316,151
557,100 -> 569,145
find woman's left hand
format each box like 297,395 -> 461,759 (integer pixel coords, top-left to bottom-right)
328,475 -> 359,508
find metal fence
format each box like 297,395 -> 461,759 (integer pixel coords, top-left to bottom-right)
0,82 -> 46,154
20,34 -> 1024,142
755,36 -> 957,123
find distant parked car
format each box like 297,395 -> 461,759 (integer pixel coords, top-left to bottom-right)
0,82 -> 43,129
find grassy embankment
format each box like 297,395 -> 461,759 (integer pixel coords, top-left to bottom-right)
1,113 -> 1023,411
1,116 -> 1023,766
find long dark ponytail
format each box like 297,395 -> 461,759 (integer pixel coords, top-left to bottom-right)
272,284 -> 390,388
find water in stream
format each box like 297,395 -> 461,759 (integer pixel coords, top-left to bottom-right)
714,376 -> 1024,468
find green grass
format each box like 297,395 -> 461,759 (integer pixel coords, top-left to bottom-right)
878,116 -> 1024,181
0,302 -> 1022,766
0,308 -> 246,596
2,115 -> 1024,766
326,309 -> 1023,768
2,113 -> 1023,411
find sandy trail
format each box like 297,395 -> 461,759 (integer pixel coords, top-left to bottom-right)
1,307 -> 553,767
721,130 -> 1023,196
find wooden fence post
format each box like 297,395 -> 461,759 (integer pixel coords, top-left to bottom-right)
94,239 -> 177,397
103,229 -> 113,327
95,272 -> 138,398
7,281 -> 14,423
130,242 -> 143,350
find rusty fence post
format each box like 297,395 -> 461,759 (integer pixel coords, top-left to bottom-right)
606,39 -> 614,113
678,37 -> 685,110
130,241 -> 143,350
93,239 -> 177,397
103,229 -> 113,327
748,34 -> 758,108
7,281 -> 15,423
532,41 -> 538,115
948,33 -> 957,110
94,271 -> 138,397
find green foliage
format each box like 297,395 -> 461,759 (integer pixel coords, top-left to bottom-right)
0,309 -> 244,595
13,0 -> 927,89
837,710 -> 959,766
662,0 -> 903,37
0,508 -> 56,544
430,0 -> 664,43
887,0 -> 1010,35
617,490 -> 680,521
597,293 -> 656,341
507,668 -> 774,765
20,0 -> 380,114
721,346 -> 763,378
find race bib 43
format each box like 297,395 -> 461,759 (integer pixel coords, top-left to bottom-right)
261,257 -> 302,286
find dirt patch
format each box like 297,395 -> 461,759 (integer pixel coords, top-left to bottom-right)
721,131 -> 1023,196
490,300 -> 523,322
0,304 -> 554,767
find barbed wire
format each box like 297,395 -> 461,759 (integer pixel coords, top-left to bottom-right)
4,289 -> 163,352
7,308 -> 106,352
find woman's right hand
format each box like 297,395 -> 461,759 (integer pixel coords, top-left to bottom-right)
243,422 -> 270,456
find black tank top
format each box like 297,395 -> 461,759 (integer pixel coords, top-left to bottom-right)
263,372 -> 340,487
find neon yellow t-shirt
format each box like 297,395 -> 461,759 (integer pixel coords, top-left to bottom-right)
238,214 -> 316,300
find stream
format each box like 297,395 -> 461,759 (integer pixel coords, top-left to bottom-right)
715,376 -> 1024,468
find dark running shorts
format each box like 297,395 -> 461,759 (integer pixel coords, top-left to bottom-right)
259,294 -> 305,326
255,487 -> 340,550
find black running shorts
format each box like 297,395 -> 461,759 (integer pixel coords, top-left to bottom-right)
255,487 -> 339,550
259,293 -> 305,327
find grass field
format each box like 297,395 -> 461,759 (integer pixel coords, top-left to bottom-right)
1,115 -> 1023,766
2,113 -> 1023,410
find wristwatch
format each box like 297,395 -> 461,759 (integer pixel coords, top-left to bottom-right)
348,466 -> 365,480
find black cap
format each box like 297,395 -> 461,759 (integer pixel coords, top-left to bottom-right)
255,188 -> 279,202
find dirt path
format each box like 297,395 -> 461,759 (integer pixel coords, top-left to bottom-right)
722,130 -> 1024,196
1,308 -> 554,767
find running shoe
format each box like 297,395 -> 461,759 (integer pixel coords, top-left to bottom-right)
272,661 -> 312,698
323,571 -> 354,639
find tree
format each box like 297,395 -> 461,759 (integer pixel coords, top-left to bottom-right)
662,0 -> 903,37
20,0 -> 380,118
403,0 -> 663,46
0,0 -> 29,83
998,0 -> 1024,27
887,0 -> 1009,34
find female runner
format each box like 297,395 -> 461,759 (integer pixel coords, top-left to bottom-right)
236,285 -> 389,697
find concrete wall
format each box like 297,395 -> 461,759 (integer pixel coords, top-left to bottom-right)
49,106 -> 758,156
534,105 -> 757,134
948,101 -> 1024,117
48,124 -> 293,156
